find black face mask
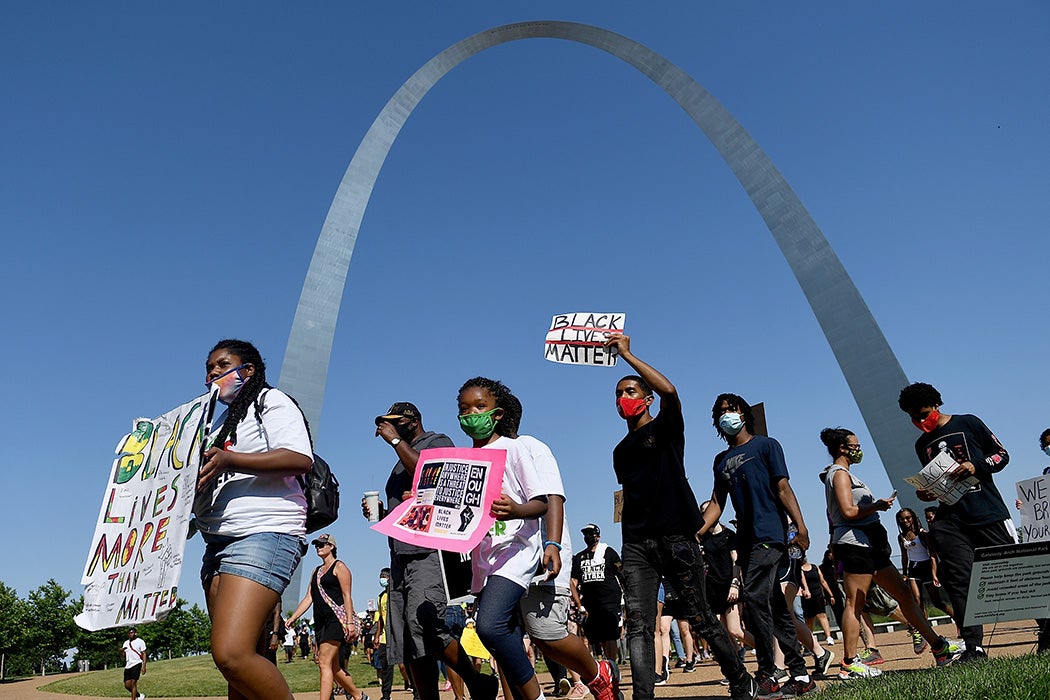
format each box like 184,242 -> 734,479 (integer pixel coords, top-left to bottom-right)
395,421 -> 416,441
584,535 -> 599,548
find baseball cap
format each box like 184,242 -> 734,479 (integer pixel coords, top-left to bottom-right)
375,402 -> 421,426
581,523 -> 600,536
311,533 -> 337,548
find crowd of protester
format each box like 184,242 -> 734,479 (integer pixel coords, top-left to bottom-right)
182,335 -> 1044,700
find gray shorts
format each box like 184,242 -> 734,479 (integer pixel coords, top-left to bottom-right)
520,586 -> 570,642
387,549 -> 453,664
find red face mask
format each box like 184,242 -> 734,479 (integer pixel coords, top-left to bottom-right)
913,409 -> 941,433
617,396 -> 648,418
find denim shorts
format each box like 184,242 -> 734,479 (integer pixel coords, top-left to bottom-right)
201,531 -> 306,594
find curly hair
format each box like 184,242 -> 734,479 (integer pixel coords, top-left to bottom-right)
819,427 -> 855,458
711,393 -> 755,443
458,376 -> 521,439
208,339 -> 272,448
898,382 -> 943,414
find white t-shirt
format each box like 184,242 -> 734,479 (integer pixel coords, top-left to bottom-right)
471,435 -> 550,592
193,388 -> 313,537
122,637 -> 146,668
518,435 -> 573,592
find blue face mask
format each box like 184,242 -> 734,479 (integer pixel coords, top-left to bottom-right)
719,412 -> 744,436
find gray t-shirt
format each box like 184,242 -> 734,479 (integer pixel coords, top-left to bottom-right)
822,464 -> 879,548
385,431 -> 454,555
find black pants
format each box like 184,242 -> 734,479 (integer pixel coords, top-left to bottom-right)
376,642 -> 394,700
929,515 -> 1014,650
622,535 -> 745,700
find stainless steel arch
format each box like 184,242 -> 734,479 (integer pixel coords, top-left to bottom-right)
280,19 -> 917,498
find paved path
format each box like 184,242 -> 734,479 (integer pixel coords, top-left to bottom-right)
1,621 -> 1040,700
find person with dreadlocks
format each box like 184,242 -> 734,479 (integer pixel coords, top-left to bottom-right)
701,392 -> 815,698
194,339 -> 314,700
457,377 -> 553,700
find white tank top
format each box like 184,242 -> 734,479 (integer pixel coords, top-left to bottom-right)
901,532 -> 931,563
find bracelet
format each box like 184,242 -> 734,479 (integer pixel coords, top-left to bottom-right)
543,540 -> 562,550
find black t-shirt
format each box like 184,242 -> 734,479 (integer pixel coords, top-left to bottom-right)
613,409 -> 703,541
913,414 -> 1010,526
385,431 -> 455,554
700,526 -> 736,586
571,543 -> 623,611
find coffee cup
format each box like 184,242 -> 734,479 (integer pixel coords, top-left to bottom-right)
364,491 -> 381,523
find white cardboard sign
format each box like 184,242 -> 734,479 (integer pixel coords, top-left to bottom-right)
543,312 -> 625,367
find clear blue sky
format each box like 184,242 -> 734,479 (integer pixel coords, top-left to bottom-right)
3,2 -> 1048,616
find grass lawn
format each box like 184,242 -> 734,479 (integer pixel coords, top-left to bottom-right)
40,654 -> 402,697
818,652 -> 1050,700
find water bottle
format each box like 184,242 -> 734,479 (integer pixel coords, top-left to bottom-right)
787,522 -> 803,560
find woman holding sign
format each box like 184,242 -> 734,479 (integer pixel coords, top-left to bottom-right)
818,427 -> 961,679
194,339 -> 314,700
287,534 -> 367,700
458,377 -> 550,700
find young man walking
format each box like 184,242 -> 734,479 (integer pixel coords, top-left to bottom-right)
121,627 -> 147,700
701,393 -> 816,697
898,382 -> 1016,661
604,334 -> 757,700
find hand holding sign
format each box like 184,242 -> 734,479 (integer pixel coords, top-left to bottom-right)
544,312 -> 625,366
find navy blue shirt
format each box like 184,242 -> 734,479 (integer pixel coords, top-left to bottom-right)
713,435 -> 791,550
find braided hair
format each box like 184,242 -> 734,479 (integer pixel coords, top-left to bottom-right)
209,339 -> 271,448
457,376 -> 521,439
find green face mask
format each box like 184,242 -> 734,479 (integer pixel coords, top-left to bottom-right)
459,408 -> 500,440
847,447 -> 864,464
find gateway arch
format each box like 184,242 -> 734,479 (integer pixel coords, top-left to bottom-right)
279,19 -> 918,542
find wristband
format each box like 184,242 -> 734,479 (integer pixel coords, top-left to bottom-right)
543,540 -> 562,550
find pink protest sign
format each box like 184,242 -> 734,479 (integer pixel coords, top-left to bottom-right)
371,447 -> 506,554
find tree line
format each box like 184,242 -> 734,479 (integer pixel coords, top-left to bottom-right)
0,579 -> 211,678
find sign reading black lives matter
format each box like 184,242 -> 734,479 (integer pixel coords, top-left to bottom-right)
964,542 -> 1050,626
544,312 -> 625,367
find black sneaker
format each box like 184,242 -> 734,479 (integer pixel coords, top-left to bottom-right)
813,648 -> 835,677
754,671 -> 784,700
729,674 -> 759,700
674,657 -> 686,668
654,670 -> 668,686
956,647 -> 988,664
781,678 -> 818,697
683,659 -> 696,673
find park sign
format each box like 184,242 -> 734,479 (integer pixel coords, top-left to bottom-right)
75,392 -> 215,631
543,312 -> 625,366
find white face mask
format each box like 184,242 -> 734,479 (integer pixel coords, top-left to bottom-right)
719,412 -> 744,435
1043,445 -> 1050,459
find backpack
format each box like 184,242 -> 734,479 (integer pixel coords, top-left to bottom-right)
299,453 -> 340,533
257,389 -> 340,533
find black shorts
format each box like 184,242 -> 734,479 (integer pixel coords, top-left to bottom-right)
834,542 -> 892,575
907,559 -> 934,583
582,608 -> 621,644
801,593 -> 826,619
124,663 -> 143,682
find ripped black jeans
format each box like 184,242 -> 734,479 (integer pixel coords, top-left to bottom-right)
622,535 -> 746,700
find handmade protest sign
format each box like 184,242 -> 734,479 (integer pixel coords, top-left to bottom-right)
1016,475 -> 1050,543
544,312 -> 625,366
76,393 -> 215,631
372,447 -> 506,554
